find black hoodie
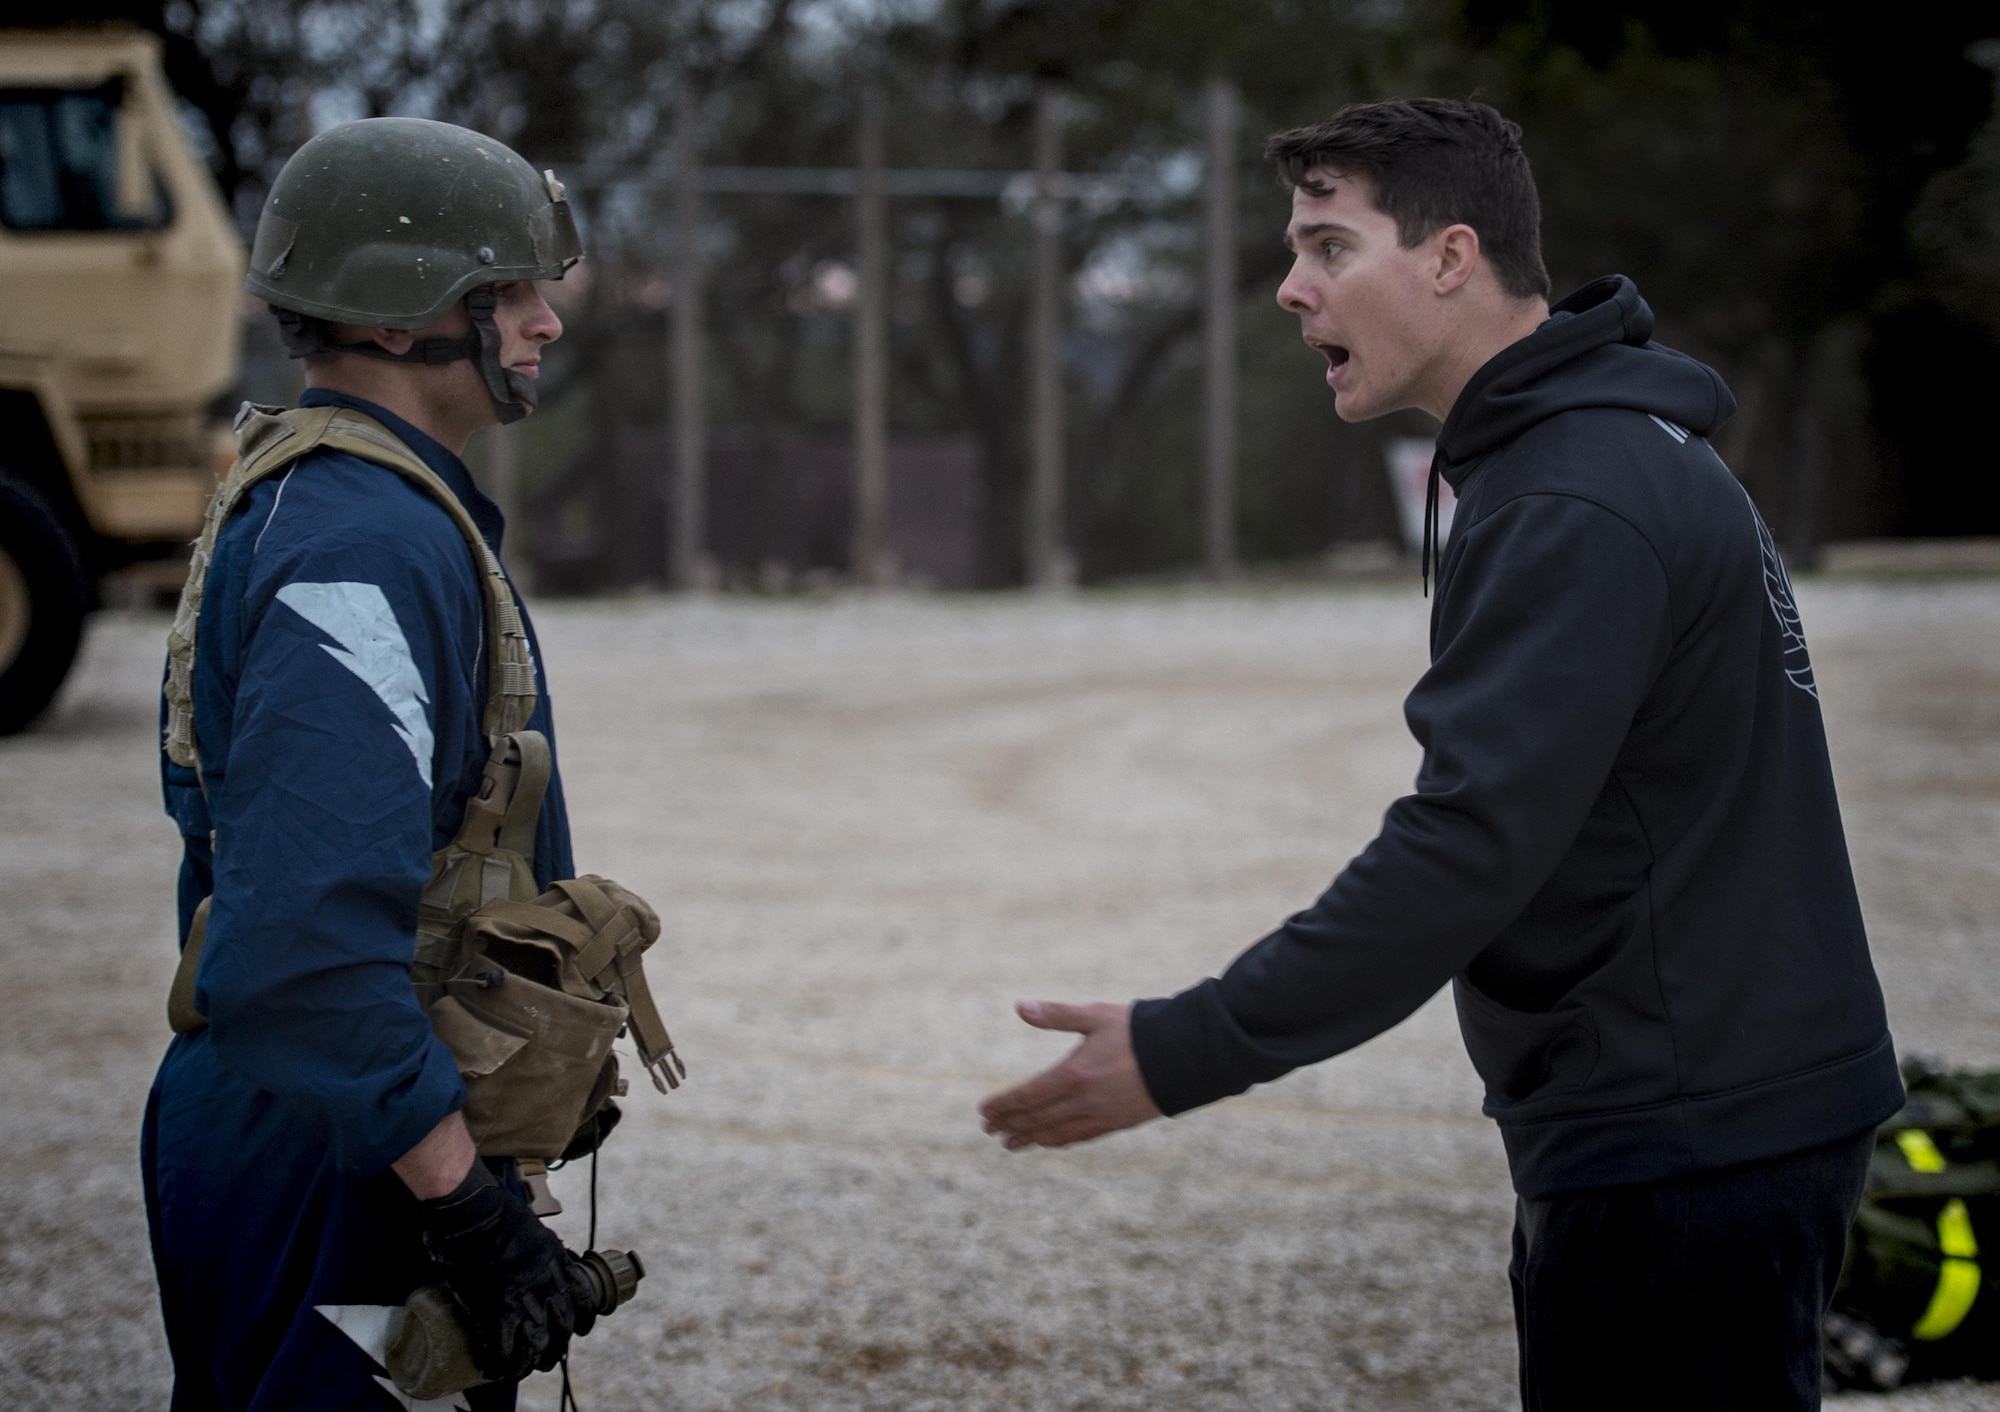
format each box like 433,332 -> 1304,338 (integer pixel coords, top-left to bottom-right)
1129,276 -> 1903,1198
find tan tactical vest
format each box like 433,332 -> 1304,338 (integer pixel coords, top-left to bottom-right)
163,404 -> 683,1164
165,403 -> 537,770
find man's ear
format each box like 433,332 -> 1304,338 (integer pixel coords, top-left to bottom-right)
369,327 -> 417,356
1433,223 -> 1481,296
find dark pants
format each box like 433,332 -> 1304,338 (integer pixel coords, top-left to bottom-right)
145,1034 -> 519,1412
1511,1129 -> 1873,1412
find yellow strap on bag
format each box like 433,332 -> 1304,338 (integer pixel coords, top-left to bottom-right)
1897,1129 -> 1948,1173
1894,1129 -> 1983,1341
1911,1199 -> 1982,1341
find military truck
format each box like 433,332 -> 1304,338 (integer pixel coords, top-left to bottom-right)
0,24 -> 243,733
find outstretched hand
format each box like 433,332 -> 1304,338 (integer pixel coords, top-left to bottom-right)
978,1000 -> 1163,1150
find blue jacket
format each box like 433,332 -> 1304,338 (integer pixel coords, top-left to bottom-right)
159,388 -> 573,1176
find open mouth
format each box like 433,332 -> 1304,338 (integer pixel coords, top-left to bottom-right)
1309,339 -> 1351,375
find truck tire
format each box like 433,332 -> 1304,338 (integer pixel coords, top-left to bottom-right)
0,471 -> 88,735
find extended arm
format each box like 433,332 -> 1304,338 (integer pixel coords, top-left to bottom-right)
982,495 -> 1673,1145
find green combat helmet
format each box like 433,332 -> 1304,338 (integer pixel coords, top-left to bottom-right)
245,116 -> 582,423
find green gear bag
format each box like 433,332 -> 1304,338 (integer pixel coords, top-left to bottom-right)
163,405 -> 682,1163
1825,1063 -> 2000,1391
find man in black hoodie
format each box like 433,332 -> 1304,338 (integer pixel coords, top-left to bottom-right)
979,99 -> 1904,1410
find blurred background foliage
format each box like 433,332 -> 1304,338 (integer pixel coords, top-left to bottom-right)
85,0 -> 2000,586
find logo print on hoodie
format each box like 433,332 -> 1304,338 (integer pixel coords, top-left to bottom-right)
1751,505 -> 1817,698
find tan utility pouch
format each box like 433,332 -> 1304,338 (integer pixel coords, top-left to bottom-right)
417,731 -> 684,1160
168,735 -> 685,1160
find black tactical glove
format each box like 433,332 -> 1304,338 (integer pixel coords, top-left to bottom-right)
418,1160 -> 598,1382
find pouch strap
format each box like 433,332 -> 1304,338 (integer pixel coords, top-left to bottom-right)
550,877 -> 617,932
412,928 -> 459,973
474,898 -> 597,951
478,856 -> 513,907
567,913 -> 637,987
544,879 -> 635,988
445,731 -> 549,886
469,893 -> 624,1004
450,736 -> 518,856
617,956 -> 685,1092
496,731 -> 551,859
547,877 -> 681,1086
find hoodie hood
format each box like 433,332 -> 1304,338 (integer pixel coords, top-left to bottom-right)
1435,276 -> 1735,490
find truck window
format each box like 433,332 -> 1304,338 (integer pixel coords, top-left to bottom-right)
0,77 -> 172,232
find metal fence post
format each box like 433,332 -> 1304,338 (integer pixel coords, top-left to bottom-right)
670,85 -> 708,590
1026,85 -> 1073,589
853,83 -> 891,587
1203,77 -> 1240,580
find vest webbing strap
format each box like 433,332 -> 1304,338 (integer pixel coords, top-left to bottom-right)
164,404 -> 537,772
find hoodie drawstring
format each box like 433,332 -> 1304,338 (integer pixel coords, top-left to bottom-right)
1421,450 -> 1443,597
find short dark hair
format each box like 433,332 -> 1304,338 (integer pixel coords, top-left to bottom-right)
1265,98 -> 1551,301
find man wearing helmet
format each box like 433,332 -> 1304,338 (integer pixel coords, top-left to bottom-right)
146,117 -> 594,1410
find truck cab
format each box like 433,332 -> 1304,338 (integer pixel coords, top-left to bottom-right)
0,24 -> 243,732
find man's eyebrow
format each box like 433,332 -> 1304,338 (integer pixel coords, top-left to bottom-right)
1283,221 -> 1356,253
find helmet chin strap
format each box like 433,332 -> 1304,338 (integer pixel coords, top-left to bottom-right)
273,285 -> 535,425
463,284 -> 537,425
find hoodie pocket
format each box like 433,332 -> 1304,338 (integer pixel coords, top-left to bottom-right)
1452,977 -> 1601,1108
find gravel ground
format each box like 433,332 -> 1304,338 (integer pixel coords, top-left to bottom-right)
2,578 -> 1996,1411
